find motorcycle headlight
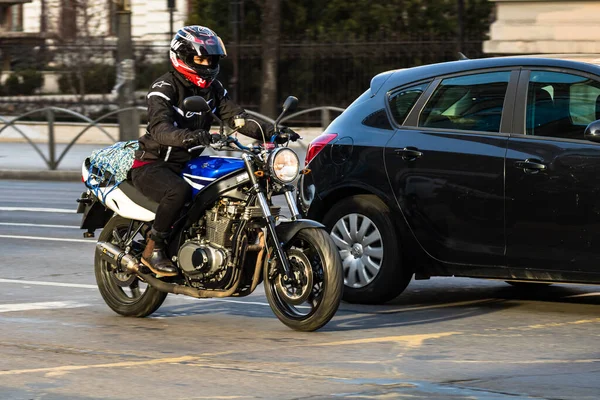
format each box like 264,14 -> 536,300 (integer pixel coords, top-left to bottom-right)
269,148 -> 300,184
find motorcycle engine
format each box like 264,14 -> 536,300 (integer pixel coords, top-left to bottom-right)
177,199 -> 245,283
177,240 -> 227,278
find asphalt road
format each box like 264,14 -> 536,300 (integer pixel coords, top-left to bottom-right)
1,180 -> 600,400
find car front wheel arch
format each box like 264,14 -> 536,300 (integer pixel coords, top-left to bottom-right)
322,194 -> 414,304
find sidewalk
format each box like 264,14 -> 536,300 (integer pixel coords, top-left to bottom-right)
0,131 -> 315,181
0,142 -> 100,181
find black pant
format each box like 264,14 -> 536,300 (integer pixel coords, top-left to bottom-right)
130,161 -> 191,234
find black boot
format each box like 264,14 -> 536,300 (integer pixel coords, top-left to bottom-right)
141,236 -> 178,277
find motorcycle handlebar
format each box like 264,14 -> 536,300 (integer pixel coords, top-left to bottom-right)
187,128 -> 302,154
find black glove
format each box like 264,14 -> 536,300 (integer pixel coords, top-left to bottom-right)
275,127 -> 301,144
182,130 -> 221,148
182,130 -> 205,148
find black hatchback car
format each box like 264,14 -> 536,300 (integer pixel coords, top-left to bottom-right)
297,57 -> 600,304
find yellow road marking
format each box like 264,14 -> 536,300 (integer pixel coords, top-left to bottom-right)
438,358 -> 600,364
0,355 -> 199,376
183,397 -> 253,399
185,362 -> 351,380
488,318 -> 600,331
0,332 -> 460,377
314,332 -> 462,348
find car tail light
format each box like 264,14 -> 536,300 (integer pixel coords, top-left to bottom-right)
305,133 -> 338,166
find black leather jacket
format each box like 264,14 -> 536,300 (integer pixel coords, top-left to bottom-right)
136,71 -> 271,164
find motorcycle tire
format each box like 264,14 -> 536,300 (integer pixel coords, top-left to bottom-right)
95,216 -> 167,317
264,228 -> 343,332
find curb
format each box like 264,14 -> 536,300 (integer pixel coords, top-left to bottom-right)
0,169 -> 81,182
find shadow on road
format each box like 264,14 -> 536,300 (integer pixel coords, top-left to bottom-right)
148,278 -> 600,332
324,280 -> 600,331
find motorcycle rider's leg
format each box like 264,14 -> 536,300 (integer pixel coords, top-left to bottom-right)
131,162 -> 191,276
142,230 -> 178,276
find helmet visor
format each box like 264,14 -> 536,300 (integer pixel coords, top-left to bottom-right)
189,36 -> 227,57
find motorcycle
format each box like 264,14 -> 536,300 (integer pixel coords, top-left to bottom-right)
76,96 -> 343,331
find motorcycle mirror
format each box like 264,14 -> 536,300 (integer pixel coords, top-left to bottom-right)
183,95 -> 225,135
183,96 -> 211,113
274,96 -> 299,132
282,96 -> 298,114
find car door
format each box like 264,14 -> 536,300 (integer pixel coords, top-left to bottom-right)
384,69 -> 519,265
506,69 -> 600,274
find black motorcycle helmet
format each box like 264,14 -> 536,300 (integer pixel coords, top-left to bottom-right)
169,25 -> 227,88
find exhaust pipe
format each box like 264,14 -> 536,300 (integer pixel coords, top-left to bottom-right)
96,242 -> 140,273
96,242 -> 250,299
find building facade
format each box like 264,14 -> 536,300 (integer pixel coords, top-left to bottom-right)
484,0 -> 600,62
20,0 -> 187,44
0,0 -> 45,69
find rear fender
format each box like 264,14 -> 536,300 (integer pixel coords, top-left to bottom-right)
77,192 -> 114,231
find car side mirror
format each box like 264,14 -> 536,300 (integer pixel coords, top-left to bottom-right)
183,96 -> 211,113
584,120 -> 600,143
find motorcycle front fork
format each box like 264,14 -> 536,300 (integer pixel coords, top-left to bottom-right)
243,154 -> 294,281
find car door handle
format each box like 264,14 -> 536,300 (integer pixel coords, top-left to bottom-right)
395,147 -> 423,161
515,159 -> 546,173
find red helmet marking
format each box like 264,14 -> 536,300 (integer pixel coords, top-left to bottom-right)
172,57 -> 212,88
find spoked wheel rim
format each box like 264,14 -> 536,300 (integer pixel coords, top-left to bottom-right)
266,237 -> 326,320
330,213 -> 383,289
99,223 -> 151,305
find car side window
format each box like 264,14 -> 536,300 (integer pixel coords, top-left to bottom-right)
419,71 -> 511,133
388,83 -> 429,125
526,71 -> 600,140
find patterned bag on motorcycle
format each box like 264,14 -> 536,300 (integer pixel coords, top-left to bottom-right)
87,140 -> 139,186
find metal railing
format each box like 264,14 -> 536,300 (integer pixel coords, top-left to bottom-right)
0,106 -> 145,170
0,106 -> 343,170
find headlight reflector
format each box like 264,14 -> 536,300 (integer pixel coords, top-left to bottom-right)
269,148 -> 300,183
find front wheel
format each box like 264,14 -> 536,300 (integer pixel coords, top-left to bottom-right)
264,228 -> 343,332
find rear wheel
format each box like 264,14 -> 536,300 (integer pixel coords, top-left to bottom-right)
264,228 -> 343,332
323,195 -> 412,304
95,216 -> 167,317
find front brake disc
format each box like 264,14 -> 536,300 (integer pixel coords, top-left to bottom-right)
275,249 -> 313,306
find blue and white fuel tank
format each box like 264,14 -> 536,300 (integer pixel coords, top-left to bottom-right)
182,155 -> 245,196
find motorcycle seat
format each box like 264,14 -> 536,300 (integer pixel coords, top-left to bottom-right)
119,181 -> 159,214
84,157 -> 159,213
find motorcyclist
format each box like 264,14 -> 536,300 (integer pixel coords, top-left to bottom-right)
131,25 -> 298,277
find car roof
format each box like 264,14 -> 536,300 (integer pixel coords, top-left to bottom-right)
371,57 -> 600,95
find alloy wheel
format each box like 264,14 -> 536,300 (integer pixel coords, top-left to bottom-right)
330,213 -> 383,288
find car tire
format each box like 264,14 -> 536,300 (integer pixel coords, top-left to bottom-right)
323,194 -> 412,304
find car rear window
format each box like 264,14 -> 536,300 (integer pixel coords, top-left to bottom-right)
388,83 -> 430,125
